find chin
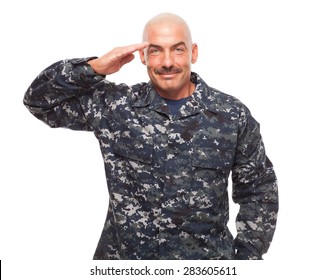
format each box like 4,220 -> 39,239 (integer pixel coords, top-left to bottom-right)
159,83 -> 178,92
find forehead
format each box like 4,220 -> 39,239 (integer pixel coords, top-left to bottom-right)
145,22 -> 189,45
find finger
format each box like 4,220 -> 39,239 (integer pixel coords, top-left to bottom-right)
123,42 -> 150,55
111,43 -> 148,64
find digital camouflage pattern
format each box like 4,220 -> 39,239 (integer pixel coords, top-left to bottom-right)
23,58 -> 278,260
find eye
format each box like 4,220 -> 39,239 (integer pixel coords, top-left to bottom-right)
174,47 -> 185,54
148,48 -> 160,55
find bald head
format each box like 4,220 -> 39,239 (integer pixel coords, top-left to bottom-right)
142,13 -> 193,45
139,12 -> 198,100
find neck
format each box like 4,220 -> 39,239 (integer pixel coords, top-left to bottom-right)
156,82 -> 195,100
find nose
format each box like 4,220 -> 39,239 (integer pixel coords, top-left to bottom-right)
161,50 -> 174,68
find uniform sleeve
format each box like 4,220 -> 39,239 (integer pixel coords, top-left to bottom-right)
23,58 -> 106,130
232,105 -> 279,260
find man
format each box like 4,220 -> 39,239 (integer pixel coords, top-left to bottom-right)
23,13 -> 278,260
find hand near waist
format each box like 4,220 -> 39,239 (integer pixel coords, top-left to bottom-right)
87,42 -> 149,76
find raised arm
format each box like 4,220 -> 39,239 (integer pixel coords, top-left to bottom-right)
23,42 -> 149,130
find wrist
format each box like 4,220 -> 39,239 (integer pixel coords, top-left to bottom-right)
87,58 -> 104,75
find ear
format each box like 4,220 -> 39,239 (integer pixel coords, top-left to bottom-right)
191,43 -> 198,64
139,50 -> 146,65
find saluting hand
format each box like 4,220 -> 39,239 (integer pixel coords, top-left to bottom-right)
87,42 -> 149,75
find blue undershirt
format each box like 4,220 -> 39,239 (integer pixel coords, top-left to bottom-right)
163,96 -> 190,115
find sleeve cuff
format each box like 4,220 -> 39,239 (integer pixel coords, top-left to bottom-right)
235,240 -> 263,260
67,57 -> 106,88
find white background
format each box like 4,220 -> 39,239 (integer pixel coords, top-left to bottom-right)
1,0 -> 325,279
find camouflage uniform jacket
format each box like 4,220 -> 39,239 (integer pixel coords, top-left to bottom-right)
23,58 -> 278,260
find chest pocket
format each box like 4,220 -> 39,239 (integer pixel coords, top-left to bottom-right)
113,123 -> 154,164
114,138 -> 153,164
189,111 -> 237,172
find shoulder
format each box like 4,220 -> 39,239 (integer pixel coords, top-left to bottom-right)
192,72 -> 247,116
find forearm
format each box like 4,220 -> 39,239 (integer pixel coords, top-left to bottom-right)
233,163 -> 278,259
23,57 -> 105,129
24,58 -> 102,109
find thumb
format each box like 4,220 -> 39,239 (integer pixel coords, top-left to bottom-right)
120,53 -> 135,67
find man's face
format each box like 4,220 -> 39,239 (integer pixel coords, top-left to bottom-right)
140,22 -> 198,99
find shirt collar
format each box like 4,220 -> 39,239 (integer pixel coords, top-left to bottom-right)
132,72 -> 218,117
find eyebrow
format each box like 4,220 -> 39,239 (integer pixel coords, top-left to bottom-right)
147,41 -> 188,50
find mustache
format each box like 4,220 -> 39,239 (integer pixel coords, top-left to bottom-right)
154,66 -> 182,75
